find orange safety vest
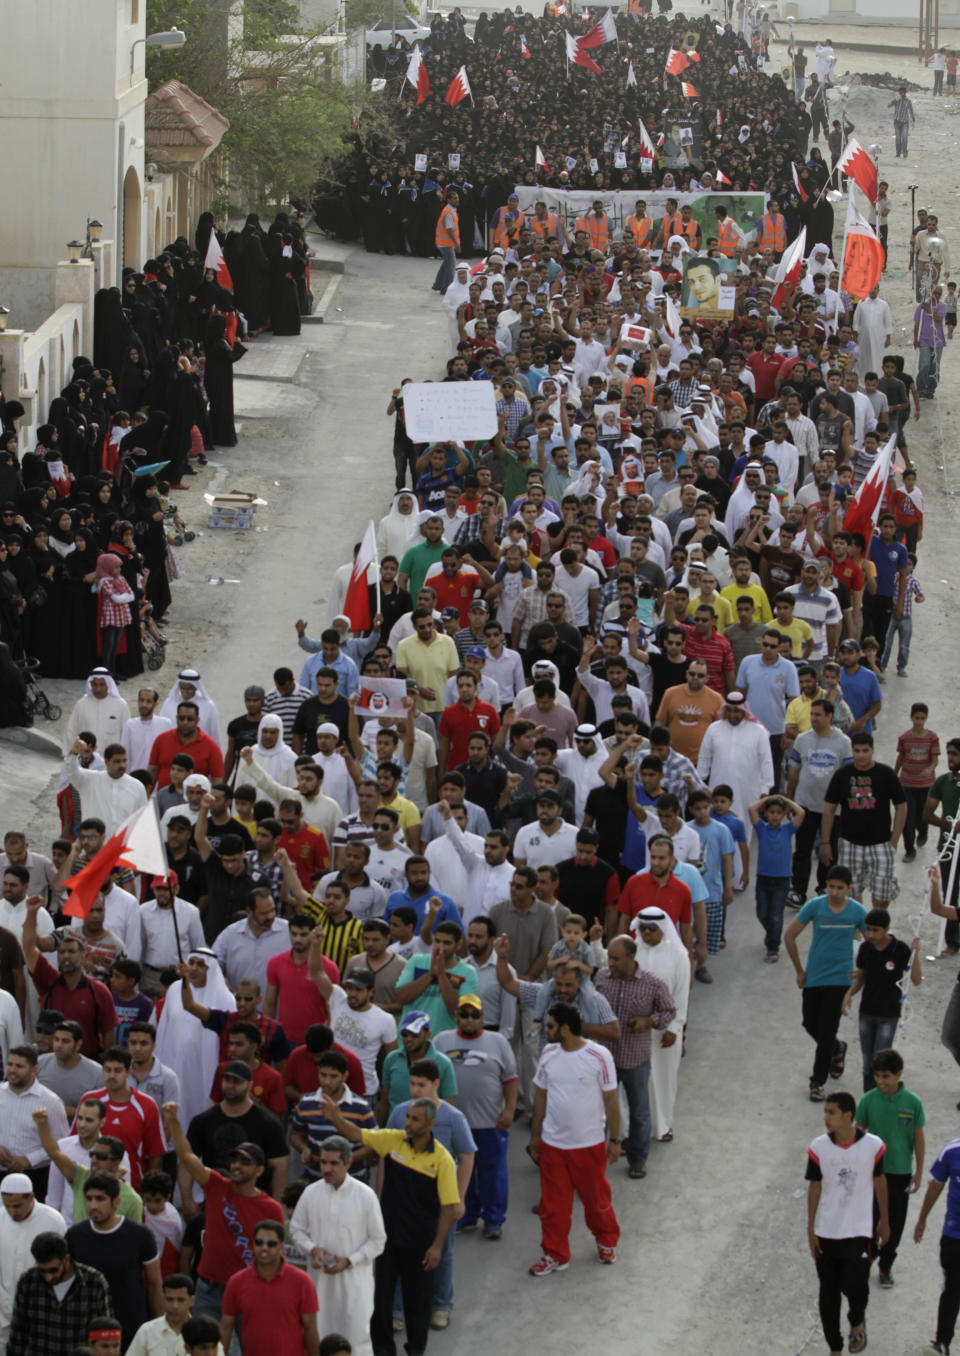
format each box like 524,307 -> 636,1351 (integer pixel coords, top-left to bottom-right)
624,374 -> 654,407
678,217 -> 700,247
625,214 -> 654,247
529,211 -> 559,238
757,212 -> 786,253
716,218 -> 740,257
491,206 -> 520,251
661,211 -> 683,242
576,213 -> 611,252
436,204 -> 460,250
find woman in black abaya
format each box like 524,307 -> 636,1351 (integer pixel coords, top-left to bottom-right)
131,477 -> 171,621
22,521 -> 63,675
117,345 -> 151,414
236,220 -> 272,334
61,527 -> 99,677
268,237 -> 305,337
203,316 -> 239,448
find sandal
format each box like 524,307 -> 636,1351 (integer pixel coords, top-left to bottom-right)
659,1131 -> 674,1143
628,1166 -> 647,1179
830,1040 -> 847,1080
848,1324 -> 867,1353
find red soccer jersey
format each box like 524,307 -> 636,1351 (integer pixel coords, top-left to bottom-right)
278,823 -> 330,889
76,1088 -> 165,1189
211,1059 -> 287,1117
425,567 -> 481,626
283,1041 -> 365,1097
438,700 -> 501,767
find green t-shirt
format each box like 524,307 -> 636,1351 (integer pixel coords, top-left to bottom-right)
71,1163 -> 143,1223
855,1083 -> 926,1174
399,540 -> 448,599
396,956 -> 479,1035
929,772 -> 960,850
381,1039 -> 458,1112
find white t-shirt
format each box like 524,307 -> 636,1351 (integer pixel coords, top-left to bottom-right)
533,1039 -> 617,1149
553,564 -> 601,627
808,1129 -> 885,1239
513,819 -> 579,869
641,812 -> 702,865
327,987 -> 398,1094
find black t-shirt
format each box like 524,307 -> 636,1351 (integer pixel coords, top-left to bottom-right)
202,853 -> 269,943
824,762 -> 906,845
292,695 -> 351,752
164,846 -> 207,905
555,855 -> 620,928
226,713 -> 261,753
187,1101 -> 288,1176
205,816 -> 254,855
649,651 -> 689,712
856,936 -> 912,1018
761,544 -> 804,599
584,782 -> 629,868
66,1217 -> 158,1345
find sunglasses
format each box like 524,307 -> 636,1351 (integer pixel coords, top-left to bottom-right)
88,1150 -> 113,1161
254,1238 -> 281,1248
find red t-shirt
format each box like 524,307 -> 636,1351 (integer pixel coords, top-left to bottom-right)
278,823 -> 330,889
197,1171 -> 284,1285
31,956 -> 117,1058
75,1088 -> 165,1189
896,728 -> 941,788
223,1259 -> 319,1355
677,622 -> 735,694
747,351 -> 784,401
438,700 -> 501,767
617,871 -> 693,929
148,728 -> 225,787
284,1042 -> 365,1098
211,1059 -> 287,1116
265,950 -> 340,1045
426,567 -> 481,625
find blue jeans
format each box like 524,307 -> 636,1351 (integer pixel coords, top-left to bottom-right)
433,245 -> 456,292
464,1127 -> 509,1227
895,121 -> 909,156
618,1061 -> 651,1169
880,614 -> 912,673
756,874 -> 791,953
195,1277 -> 241,1355
859,1012 -> 899,1092
918,344 -> 942,395
432,1226 -> 455,1311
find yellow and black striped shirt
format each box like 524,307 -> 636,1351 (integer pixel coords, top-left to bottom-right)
302,898 -> 364,973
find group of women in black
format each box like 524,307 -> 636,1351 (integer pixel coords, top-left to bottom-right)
318,9 -> 835,256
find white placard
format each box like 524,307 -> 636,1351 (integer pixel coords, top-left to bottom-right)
448,153 -> 461,170
403,382 -> 498,443
639,156 -> 653,174
589,157 -> 599,174
357,676 -> 409,719
414,153 -> 428,172
564,155 -> 578,170
594,403 -> 622,437
614,151 -> 627,169
620,322 -> 653,349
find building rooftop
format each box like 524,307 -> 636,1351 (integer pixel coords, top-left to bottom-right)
145,80 -> 229,148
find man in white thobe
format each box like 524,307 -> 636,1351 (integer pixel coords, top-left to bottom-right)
0,1171 -> 66,1349
290,1135 -> 385,1356
696,698 -> 775,821
121,688 -> 173,772
630,909 -> 690,1142
64,669 -> 131,753
853,287 -> 893,378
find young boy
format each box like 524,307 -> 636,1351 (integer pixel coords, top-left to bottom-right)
784,865 -> 868,1102
881,551 -> 924,680
140,1169 -> 183,1278
843,908 -> 920,1090
182,1315 -> 223,1356
110,959 -> 154,1045
945,279 -> 958,338
894,703 -> 940,860
711,785 -> 750,891
387,905 -> 426,959
891,468 -> 924,553
855,1048 -> 925,1288
687,790 -> 735,975
233,784 -> 258,839
546,915 -> 605,978
748,794 -> 805,962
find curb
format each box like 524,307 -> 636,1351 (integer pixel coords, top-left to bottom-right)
304,272 -> 343,325
0,726 -> 63,756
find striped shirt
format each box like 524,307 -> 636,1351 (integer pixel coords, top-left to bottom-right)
594,965 -> 676,1069
290,1087 -> 376,1177
262,683 -> 314,743
675,622 -> 736,694
785,583 -> 844,660
300,901 -> 364,972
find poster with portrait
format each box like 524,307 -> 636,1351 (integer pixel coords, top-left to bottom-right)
662,113 -> 702,170
680,254 -> 738,319
357,676 -> 409,719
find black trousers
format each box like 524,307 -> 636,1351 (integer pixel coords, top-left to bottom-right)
792,808 -> 837,899
372,1238 -> 434,1356
802,985 -> 846,1086
877,1172 -> 911,1274
863,593 -> 893,654
902,784 -> 929,854
937,1233 -> 960,1347
815,1235 -> 872,1353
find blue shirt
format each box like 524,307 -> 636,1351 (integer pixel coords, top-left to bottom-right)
299,648 -> 360,699
388,1099 -> 477,1161
839,665 -> 883,734
869,535 -> 908,598
797,894 -> 868,987
620,785 -> 659,872
930,1139 -> 960,1239
384,887 -> 461,929
711,808 -> 747,850
673,859 -> 708,905
736,655 -> 801,735
690,818 -> 734,901
754,817 -> 797,876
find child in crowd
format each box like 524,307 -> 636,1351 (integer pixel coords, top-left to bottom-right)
843,907 -> 921,1090
388,905 -> 426,959
110,959 -> 155,1044
855,1048 -> 925,1288
140,1170 -> 183,1278
233,785 -> 258,838
821,661 -> 854,731
749,794 -> 805,962
894,702 -> 940,860
711,785 -> 749,891
946,278 -> 957,337
860,635 -> 884,686
880,552 -> 924,679
546,914 -> 606,986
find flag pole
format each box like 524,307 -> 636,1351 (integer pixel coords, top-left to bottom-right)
837,187 -> 853,325
372,520 -> 381,621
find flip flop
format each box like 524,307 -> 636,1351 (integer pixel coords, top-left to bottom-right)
659,1131 -> 674,1142
849,1324 -> 867,1353
628,1166 -> 647,1179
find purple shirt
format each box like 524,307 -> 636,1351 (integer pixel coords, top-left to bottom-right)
914,299 -> 947,348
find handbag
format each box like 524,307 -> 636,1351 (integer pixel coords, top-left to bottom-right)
28,585 -> 48,609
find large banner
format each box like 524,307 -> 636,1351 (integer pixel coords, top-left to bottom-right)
513,188 -> 765,246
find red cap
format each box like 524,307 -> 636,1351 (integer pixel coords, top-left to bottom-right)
150,870 -> 178,890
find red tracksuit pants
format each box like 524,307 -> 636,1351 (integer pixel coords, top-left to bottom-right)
539,1140 -> 620,1265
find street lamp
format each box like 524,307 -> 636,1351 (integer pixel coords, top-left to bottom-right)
66,241 -> 84,263
82,218 -> 103,260
130,26 -> 187,75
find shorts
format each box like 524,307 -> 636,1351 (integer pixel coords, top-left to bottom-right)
946,311 -> 957,326
838,839 -> 899,902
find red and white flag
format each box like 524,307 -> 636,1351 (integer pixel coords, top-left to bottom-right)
681,81 -> 699,98
843,431 -> 897,542
626,60 -> 637,87
665,47 -> 690,75
715,169 -> 732,186
687,48 -> 701,62
521,36 -> 531,58
581,11 -> 617,47
840,193 -> 885,301
445,66 -> 471,106
716,108 -> 723,127
837,138 -> 878,205
791,160 -> 809,203
535,144 -> 550,173
636,118 -> 655,157
342,520 -> 378,632
770,226 -> 807,310
565,31 -> 601,74
204,232 -> 233,292
63,801 -> 167,920
404,45 -> 430,104
663,292 -> 683,338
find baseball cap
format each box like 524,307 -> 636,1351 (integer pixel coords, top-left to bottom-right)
344,968 -> 375,989
222,1060 -> 253,1082
465,646 -> 486,659
458,993 -> 484,1012
400,1010 -> 431,1034
536,790 -> 563,806
468,599 -> 489,612
150,870 -> 178,890
228,1141 -> 265,1164
838,638 -> 860,651
441,606 -> 461,620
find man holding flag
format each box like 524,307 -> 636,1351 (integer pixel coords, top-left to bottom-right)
24,896 -> 117,1058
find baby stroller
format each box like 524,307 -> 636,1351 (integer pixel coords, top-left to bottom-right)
16,657 -> 62,721
142,627 -> 166,672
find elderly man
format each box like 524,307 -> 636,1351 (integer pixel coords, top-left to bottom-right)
630,907 -> 691,1144
697,691 -> 776,819
0,1171 -> 66,1350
